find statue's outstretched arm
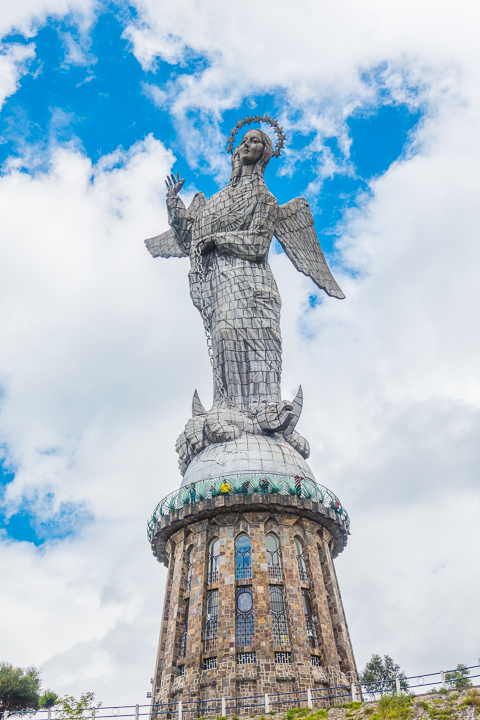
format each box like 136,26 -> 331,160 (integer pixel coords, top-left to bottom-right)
144,174 -> 206,259
274,197 -> 345,299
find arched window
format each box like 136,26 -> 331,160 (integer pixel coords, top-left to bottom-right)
204,588 -> 219,651
208,538 -> 219,584
235,534 -> 252,580
265,533 -> 282,579
180,598 -> 189,657
236,586 -> 254,646
269,585 -> 289,645
302,589 -> 317,648
186,546 -> 193,593
295,537 -> 308,583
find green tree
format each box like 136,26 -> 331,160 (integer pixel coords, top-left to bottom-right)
360,654 -> 409,697
39,691 -> 58,709
0,662 -> 40,715
55,693 -> 100,720
445,664 -> 472,689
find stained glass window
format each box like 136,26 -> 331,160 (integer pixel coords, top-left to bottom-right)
208,538 -> 219,584
186,546 -> 193,593
295,537 -> 308,583
236,586 -> 254,646
235,534 -> 252,580
180,598 -> 189,658
269,585 -> 289,645
302,589 -> 317,648
204,589 -> 218,651
265,533 -> 282,580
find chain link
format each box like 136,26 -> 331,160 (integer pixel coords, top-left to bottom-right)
193,239 -> 233,406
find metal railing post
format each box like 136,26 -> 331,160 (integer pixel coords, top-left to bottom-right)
395,679 -> 401,696
441,672 -> 446,689
221,697 -> 226,717
178,700 -> 182,720
135,705 -> 139,720
351,684 -> 357,702
92,709 -> 95,720
307,689 -> 313,709
48,710 -> 51,720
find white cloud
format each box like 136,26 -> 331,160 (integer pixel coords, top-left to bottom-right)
0,134 -> 210,701
0,42 -> 35,109
0,0 -> 96,40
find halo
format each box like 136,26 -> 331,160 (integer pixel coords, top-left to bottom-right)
226,114 -> 286,158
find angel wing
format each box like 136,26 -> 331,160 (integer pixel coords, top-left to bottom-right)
274,197 -> 345,299
145,192 -> 207,259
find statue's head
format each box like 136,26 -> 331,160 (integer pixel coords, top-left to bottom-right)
230,128 -> 273,181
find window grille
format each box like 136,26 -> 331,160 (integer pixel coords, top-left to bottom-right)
311,655 -> 322,667
185,547 -> 193,593
275,651 -> 292,664
302,589 -> 317,649
204,589 -> 218,651
269,585 -> 289,645
294,537 -> 308,584
265,534 -> 282,580
236,586 -> 254,646
203,657 -> 217,670
177,665 -> 185,676
237,652 -> 256,665
180,599 -> 189,658
208,538 -> 219,584
235,534 -> 252,580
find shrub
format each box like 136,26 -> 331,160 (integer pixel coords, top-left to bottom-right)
39,691 -> 58,709
446,665 -> 472,690
461,689 -> 480,711
375,694 -> 413,720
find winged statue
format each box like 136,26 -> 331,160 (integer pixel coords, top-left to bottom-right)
145,122 -> 344,474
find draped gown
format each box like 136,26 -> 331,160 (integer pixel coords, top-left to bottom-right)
169,173 -> 282,413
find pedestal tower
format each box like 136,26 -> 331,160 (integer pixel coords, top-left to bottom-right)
145,116 -> 358,713
148,437 -> 357,711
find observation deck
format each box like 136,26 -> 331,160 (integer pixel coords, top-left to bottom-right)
148,472 -> 350,565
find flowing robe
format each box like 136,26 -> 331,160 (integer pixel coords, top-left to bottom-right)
168,174 -> 282,412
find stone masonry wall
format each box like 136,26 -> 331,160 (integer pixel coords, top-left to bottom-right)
151,508 -> 357,712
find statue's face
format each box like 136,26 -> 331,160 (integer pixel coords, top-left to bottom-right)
239,130 -> 264,165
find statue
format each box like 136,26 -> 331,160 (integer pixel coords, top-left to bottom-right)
145,117 -> 345,475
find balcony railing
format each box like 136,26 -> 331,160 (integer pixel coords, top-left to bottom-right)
148,473 -> 349,544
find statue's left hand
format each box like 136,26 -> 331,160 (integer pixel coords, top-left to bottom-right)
165,173 -> 185,197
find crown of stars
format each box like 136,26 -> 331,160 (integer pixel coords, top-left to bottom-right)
226,114 -> 286,157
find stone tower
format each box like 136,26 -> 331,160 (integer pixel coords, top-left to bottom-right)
148,435 -> 357,712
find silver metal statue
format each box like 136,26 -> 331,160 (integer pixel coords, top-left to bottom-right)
145,119 -> 344,474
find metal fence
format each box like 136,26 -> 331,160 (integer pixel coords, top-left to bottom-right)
3,664 -> 479,720
147,473 -> 350,544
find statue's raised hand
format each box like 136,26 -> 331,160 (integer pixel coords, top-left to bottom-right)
165,172 -> 185,197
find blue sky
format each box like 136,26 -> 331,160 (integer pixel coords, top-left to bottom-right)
0,0 -> 479,705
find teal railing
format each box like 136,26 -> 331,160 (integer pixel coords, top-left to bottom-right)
147,473 -> 349,543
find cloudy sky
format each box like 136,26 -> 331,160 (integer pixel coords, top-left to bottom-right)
1,0 -> 480,706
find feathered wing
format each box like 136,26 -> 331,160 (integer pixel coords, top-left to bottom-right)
144,192 -> 207,259
145,228 -> 186,258
274,197 -> 345,299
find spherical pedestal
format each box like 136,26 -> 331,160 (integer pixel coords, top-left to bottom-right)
181,434 -> 315,487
